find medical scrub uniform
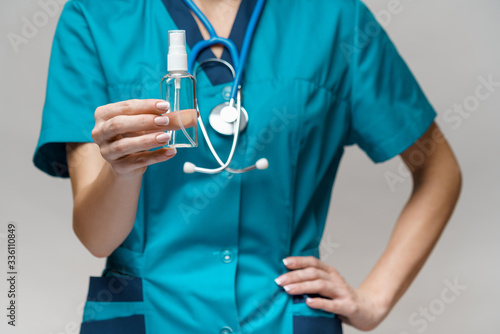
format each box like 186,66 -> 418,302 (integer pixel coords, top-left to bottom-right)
33,0 -> 436,333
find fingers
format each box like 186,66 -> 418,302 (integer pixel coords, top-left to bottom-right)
91,99 -> 190,177
276,256 -> 376,329
96,109 -> 197,143
276,256 -> 347,300
101,131 -> 172,161
166,109 -> 198,130
306,297 -> 357,317
111,147 -> 177,175
282,256 -> 335,274
93,99 -> 170,144
275,267 -> 330,287
99,114 -> 167,140
96,99 -> 170,120
279,279 -> 340,299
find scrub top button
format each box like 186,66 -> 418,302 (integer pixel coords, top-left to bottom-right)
221,249 -> 234,263
220,326 -> 233,334
221,86 -> 232,100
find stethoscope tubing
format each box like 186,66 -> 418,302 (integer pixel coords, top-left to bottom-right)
190,88 -> 242,174
180,0 -> 269,174
232,0 -> 266,101
188,38 -> 239,77
182,0 -> 266,102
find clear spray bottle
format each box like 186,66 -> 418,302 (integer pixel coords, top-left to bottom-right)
161,30 -> 198,148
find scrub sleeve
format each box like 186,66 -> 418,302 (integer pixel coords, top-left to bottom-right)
345,1 -> 436,162
33,1 -> 107,177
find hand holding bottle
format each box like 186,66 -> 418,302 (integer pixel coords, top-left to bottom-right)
91,99 -> 196,177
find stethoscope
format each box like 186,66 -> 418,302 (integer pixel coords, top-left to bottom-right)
182,0 -> 269,175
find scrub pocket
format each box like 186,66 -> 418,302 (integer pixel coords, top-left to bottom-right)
292,294 -> 342,334
80,270 -> 146,334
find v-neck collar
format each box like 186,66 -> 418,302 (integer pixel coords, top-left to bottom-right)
162,0 -> 257,86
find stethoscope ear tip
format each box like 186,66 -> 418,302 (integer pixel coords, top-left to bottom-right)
183,162 -> 196,174
256,158 -> 269,170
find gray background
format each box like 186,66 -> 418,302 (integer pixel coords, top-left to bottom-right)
0,0 -> 498,333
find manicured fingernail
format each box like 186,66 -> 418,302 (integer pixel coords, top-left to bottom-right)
282,258 -> 290,266
274,277 -> 283,286
155,116 -> 169,125
156,101 -> 170,110
306,298 -> 313,303
156,133 -> 170,143
283,285 -> 291,292
166,148 -> 177,156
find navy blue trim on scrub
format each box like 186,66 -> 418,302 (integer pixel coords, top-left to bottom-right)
161,0 -> 257,85
80,315 -> 146,334
86,276 -> 143,302
293,315 -> 343,334
293,294 -> 326,304
292,294 -> 342,333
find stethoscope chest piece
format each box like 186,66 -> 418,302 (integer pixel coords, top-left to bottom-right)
209,102 -> 249,135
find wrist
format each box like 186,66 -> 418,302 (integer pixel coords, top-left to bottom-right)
105,162 -> 146,182
105,162 -> 145,183
357,285 -> 392,321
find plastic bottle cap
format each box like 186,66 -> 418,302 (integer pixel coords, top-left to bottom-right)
168,30 -> 188,72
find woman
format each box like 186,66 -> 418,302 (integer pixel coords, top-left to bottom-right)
33,0 -> 461,333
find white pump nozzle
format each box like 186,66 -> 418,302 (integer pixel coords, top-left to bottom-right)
168,30 -> 188,72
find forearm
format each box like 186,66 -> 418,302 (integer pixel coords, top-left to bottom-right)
359,149 -> 462,316
73,162 -> 143,258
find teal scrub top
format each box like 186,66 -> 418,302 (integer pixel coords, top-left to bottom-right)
33,0 -> 436,333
